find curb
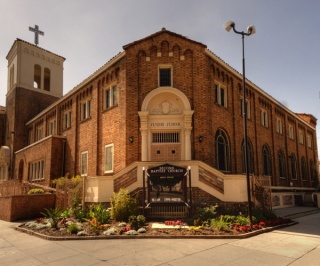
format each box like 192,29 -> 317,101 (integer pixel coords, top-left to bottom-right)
15,221 -> 298,241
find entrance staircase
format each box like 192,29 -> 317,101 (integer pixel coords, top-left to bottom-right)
251,175 -> 272,211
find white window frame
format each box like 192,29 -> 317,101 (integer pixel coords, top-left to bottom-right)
28,160 -> 45,181
214,83 -> 227,108
81,151 -> 88,176
260,109 -> 268,127
289,125 -> 294,140
105,85 -> 118,109
36,126 -> 43,141
81,99 -> 91,121
276,117 -> 283,134
158,65 -> 173,87
48,119 -> 56,135
307,135 -> 312,148
63,110 -> 72,130
299,130 -> 304,145
105,144 -> 114,173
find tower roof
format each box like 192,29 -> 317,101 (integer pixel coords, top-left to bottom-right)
6,38 -> 65,61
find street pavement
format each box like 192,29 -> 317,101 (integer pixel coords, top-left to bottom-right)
0,207 -> 319,265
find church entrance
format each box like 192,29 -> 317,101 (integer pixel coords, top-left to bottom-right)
139,87 -> 194,162
151,131 -> 181,161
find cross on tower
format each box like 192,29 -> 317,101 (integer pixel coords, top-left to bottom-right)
29,25 -> 44,46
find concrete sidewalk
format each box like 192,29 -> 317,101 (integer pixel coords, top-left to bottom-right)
0,206 -> 319,265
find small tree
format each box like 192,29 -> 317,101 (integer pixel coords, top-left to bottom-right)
110,189 -> 138,222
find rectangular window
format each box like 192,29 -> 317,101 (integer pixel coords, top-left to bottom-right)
276,117 -> 283,134
48,119 -> 56,135
36,126 -> 43,141
105,144 -> 114,173
28,129 -> 34,145
159,67 -> 172,87
152,132 -> 180,143
105,85 -> 118,109
81,151 -> 88,176
81,100 -> 91,121
299,130 -> 304,144
240,98 -> 250,119
62,111 -> 72,130
307,135 -> 312,148
260,109 -> 268,127
28,160 -> 45,181
289,125 -> 294,140
214,84 -> 227,107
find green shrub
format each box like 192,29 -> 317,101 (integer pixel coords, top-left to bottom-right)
128,215 -> 146,230
27,188 -> 44,195
210,216 -> 231,231
196,204 -> 219,224
67,223 -> 79,234
89,203 -> 110,224
235,215 -> 250,226
41,206 -> 62,229
52,175 -> 82,188
110,189 -> 138,222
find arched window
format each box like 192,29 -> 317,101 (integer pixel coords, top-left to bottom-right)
289,154 -> 297,180
278,150 -> 286,178
242,139 -> 254,174
34,64 -> 41,88
44,68 -> 50,91
215,129 -> 230,172
301,157 -> 307,181
262,145 -> 272,176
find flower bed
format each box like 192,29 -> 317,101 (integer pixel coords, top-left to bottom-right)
17,217 -> 294,239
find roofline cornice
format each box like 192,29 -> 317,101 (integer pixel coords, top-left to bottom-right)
26,51 -> 126,125
205,49 -> 316,130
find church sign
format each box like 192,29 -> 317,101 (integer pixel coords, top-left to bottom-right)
147,164 -> 187,203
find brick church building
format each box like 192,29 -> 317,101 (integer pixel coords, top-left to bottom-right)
0,28 -> 318,214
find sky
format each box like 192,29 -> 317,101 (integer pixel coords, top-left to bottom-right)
0,0 -> 320,128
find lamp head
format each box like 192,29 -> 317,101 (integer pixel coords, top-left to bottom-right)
223,20 -> 235,32
247,25 -> 256,35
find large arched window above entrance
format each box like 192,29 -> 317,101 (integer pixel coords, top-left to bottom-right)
215,129 -> 230,172
241,139 -> 254,174
262,144 -> 272,176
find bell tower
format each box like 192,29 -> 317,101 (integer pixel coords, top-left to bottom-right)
5,38 -> 65,178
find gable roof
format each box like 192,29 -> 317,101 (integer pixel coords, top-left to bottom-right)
123,27 -> 207,49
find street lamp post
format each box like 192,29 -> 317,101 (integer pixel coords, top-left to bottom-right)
224,21 -> 256,225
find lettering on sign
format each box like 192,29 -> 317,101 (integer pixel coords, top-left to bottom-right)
150,122 -> 181,127
150,166 -> 184,174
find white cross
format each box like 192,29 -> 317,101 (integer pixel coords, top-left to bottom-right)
29,25 -> 44,45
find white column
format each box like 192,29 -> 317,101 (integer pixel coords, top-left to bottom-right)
183,110 -> 194,161
185,129 -> 191,160
138,111 -> 149,161
141,130 -> 148,161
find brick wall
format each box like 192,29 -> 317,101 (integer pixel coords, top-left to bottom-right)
0,194 -> 55,221
14,136 -> 65,185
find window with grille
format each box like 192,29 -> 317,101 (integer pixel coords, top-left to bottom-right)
152,132 -> 180,143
